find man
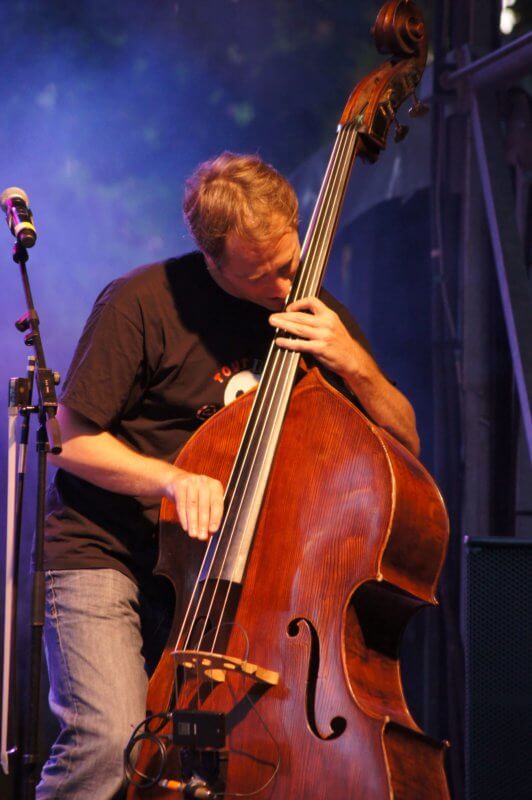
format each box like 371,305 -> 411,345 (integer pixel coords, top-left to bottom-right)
37,152 -> 419,799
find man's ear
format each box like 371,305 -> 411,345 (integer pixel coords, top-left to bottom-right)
204,254 -> 220,274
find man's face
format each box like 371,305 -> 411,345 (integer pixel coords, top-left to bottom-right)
205,226 -> 300,311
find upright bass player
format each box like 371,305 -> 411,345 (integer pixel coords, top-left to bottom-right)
37,151 -> 419,799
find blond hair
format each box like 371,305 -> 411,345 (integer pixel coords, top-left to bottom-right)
183,152 -> 299,261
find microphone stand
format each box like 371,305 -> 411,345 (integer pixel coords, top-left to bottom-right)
1,239 -> 61,800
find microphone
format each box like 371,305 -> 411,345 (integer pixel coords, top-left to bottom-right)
0,187 -> 37,248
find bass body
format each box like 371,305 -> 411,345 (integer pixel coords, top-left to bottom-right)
129,368 -> 449,799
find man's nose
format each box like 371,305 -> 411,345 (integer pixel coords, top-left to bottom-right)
270,276 -> 292,297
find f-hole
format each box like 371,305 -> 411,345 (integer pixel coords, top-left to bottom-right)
287,617 -> 346,741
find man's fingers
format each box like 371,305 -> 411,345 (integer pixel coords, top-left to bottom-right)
185,481 -> 200,538
209,482 -> 224,532
270,311 -> 322,333
195,477 -> 211,540
175,482 -> 189,532
272,318 -> 323,339
275,336 -> 323,355
171,472 -> 224,541
285,296 -> 326,313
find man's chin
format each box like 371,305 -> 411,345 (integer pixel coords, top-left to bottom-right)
262,299 -> 285,311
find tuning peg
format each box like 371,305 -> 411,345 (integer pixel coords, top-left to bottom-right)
409,92 -> 429,118
386,101 -> 410,143
393,116 -> 409,143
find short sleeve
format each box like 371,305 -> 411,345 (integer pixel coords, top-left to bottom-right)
59,287 -> 145,430
320,289 -> 374,357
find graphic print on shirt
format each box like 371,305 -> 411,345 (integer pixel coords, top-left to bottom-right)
195,356 -> 264,421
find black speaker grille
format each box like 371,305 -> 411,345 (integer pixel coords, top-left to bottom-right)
464,538 -> 532,800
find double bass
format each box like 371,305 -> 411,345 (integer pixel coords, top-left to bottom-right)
127,2 -> 450,797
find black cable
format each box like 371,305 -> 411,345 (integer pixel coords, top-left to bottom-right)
124,711 -> 172,788
125,620 -> 283,798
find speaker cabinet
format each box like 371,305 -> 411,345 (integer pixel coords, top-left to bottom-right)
462,537 -> 532,800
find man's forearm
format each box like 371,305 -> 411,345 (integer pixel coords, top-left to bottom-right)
341,353 -> 420,457
49,426 -> 179,498
49,405 -> 224,539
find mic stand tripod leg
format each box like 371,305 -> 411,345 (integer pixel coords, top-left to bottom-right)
1,363 -> 35,780
20,420 -> 48,800
1,398 -> 19,776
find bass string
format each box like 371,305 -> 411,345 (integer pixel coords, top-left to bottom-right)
191,124 -> 359,657
177,122 -> 358,661
178,122 -> 358,660
173,335 -> 292,651
188,346 -> 298,652
299,125 -> 360,298
201,123 -> 361,658
174,123 -> 359,668
169,340 -> 286,706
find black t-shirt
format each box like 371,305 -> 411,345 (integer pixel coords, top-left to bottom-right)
44,252 -> 372,585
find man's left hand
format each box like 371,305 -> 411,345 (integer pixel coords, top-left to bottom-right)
269,296 -> 358,379
270,295 -> 420,456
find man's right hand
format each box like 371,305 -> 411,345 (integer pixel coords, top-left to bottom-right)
165,470 -> 224,541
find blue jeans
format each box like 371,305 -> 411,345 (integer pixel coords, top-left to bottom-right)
37,569 -> 172,800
